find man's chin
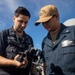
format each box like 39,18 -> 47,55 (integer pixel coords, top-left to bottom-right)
17,30 -> 23,33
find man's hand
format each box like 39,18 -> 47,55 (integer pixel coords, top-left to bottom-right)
13,54 -> 28,68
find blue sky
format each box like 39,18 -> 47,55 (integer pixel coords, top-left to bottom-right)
0,0 -> 75,49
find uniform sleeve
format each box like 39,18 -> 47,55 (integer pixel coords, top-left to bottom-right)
0,32 -> 5,56
0,30 -> 8,57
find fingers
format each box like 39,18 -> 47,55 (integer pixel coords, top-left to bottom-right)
14,54 -> 20,60
14,54 -> 28,68
23,58 -> 28,64
22,58 -> 28,66
19,58 -> 28,68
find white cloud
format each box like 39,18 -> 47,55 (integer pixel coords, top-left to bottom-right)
0,0 -> 20,28
5,0 -> 19,13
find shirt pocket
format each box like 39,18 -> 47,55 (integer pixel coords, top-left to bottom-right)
62,40 -> 75,48
61,40 -> 75,65
61,40 -> 75,54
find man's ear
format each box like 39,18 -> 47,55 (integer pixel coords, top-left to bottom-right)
55,14 -> 59,20
13,16 -> 16,22
13,16 -> 15,20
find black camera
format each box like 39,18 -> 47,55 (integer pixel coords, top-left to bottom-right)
16,45 -> 43,64
6,38 -> 43,65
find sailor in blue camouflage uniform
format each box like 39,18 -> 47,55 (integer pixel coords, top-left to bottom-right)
35,5 -> 75,75
0,6 -> 34,75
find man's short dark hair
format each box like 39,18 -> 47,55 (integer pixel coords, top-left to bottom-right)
14,6 -> 31,18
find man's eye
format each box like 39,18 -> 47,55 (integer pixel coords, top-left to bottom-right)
18,20 -> 28,24
25,21 -> 28,24
18,20 -> 23,23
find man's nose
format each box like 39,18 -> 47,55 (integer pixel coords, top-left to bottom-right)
22,22 -> 25,27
